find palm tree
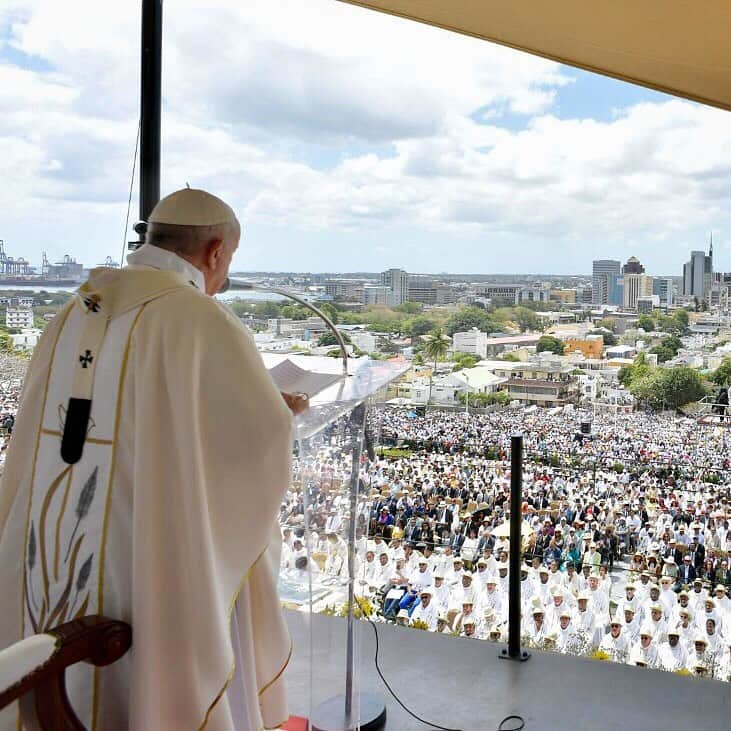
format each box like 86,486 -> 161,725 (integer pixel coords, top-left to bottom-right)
423,328 -> 450,404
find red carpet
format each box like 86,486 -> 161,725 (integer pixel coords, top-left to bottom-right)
282,716 -> 308,731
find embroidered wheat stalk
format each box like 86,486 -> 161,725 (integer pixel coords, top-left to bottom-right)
27,521 -> 39,612
65,466 -> 97,563
69,552 -> 93,619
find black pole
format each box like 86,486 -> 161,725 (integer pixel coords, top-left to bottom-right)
136,0 -> 163,245
500,433 -> 530,661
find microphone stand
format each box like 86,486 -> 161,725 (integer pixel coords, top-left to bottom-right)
222,277 -> 386,731
221,277 -> 349,376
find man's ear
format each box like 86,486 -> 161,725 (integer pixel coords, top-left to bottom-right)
206,239 -> 225,270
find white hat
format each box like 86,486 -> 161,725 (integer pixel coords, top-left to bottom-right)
420,587 -> 434,597
397,609 -> 410,620
149,188 -> 237,226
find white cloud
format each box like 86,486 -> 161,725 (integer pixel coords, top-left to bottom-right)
0,0 -> 729,273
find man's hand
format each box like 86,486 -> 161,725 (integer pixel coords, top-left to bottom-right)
282,391 -> 310,415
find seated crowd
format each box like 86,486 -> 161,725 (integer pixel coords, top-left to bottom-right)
280,407 -> 731,679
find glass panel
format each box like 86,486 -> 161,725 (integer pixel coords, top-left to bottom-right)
279,359 -> 408,729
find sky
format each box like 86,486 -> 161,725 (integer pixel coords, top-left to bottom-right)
1,0 -> 730,276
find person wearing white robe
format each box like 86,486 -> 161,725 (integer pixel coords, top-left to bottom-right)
325,547 -> 346,578
430,574 -> 451,613
555,611 -> 580,654
646,603 -> 668,644
599,621 -> 630,662
526,605 -> 548,646
356,550 -> 380,596
410,589 -> 438,631
409,559 -> 433,593
575,593 -> 601,650
482,577 -> 507,624
629,626 -> 659,668
658,629 -> 689,672
586,575 -> 609,624
0,189 -> 298,731
621,605 -> 641,645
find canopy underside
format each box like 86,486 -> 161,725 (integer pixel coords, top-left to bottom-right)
339,1 -> 731,112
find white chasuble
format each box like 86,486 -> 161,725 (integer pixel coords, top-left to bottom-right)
0,266 -> 293,730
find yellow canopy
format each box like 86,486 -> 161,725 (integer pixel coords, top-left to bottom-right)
339,1 -> 731,112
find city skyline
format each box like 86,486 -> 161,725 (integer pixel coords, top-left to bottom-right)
2,1 -> 730,274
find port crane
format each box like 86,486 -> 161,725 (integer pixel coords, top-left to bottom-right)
0,240 -> 31,276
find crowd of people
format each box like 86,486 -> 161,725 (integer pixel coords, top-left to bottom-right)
0,354 -> 26,470
280,407 -> 731,680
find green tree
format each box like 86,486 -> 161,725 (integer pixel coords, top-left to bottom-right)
497,352 -> 520,362
673,309 -> 690,332
457,390 -> 510,408
637,314 -> 655,332
650,334 -> 682,363
0,331 -> 13,352
597,318 -> 617,332
661,367 -> 707,407
617,352 -> 651,387
318,303 -> 339,325
281,304 -> 310,320
452,353 -> 478,371
423,328 -> 451,403
317,331 -> 351,347
630,366 -> 706,410
536,335 -> 565,355
589,329 -> 617,346
711,357 -> 731,387
444,307 -> 502,336
405,315 -> 438,338
655,314 -> 680,334
513,306 -> 543,333
394,301 -> 422,315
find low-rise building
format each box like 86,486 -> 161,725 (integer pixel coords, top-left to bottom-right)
10,329 -> 42,351
483,334 -> 542,356
452,328 -> 488,358
349,331 -> 379,353
6,307 -> 33,330
266,317 -> 327,337
563,337 -> 604,359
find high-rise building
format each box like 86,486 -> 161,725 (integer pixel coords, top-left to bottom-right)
380,268 -> 409,306
682,237 -> 713,300
592,260 -> 621,305
652,278 -> 674,309
622,256 -> 645,275
363,285 -> 391,305
622,274 -> 653,310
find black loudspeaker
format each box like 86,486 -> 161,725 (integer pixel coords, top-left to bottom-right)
580,421 -> 591,435
415,406 -> 427,417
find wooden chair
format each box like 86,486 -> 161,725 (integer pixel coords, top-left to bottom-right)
0,615 -> 131,730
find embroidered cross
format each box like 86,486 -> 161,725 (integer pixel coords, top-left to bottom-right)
79,350 -> 94,369
82,295 -> 101,313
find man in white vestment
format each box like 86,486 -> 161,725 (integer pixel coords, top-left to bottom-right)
0,189 -> 303,730
410,588 -> 438,631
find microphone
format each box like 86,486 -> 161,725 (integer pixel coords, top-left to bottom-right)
220,278 -> 349,376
